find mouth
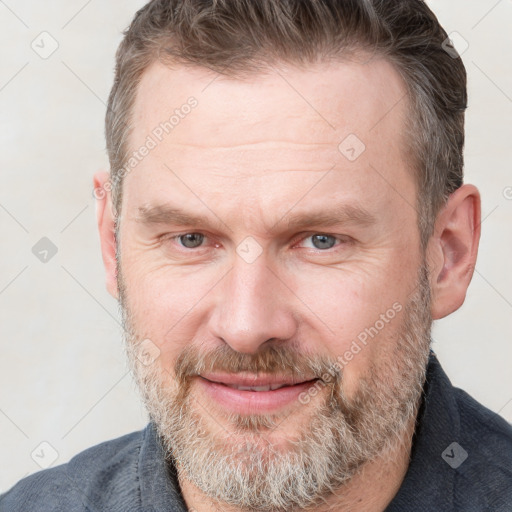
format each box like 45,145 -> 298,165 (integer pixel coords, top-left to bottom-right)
196,373 -> 322,414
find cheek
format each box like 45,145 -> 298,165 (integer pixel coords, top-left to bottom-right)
121,262 -> 218,358
289,266 -> 410,385
294,265 -> 403,333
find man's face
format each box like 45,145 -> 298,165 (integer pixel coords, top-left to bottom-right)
116,56 -> 432,510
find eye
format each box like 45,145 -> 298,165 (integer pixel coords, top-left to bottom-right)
297,234 -> 348,250
176,232 -> 205,249
308,234 -> 336,250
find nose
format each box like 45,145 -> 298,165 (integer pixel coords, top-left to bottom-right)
208,256 -> 298,354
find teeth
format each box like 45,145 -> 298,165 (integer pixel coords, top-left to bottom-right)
227,383 -> 289,391
235,385 -> 271,391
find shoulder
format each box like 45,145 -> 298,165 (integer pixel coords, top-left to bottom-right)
0,428 -> 146,512
454,386 -> 512,467
452,386 -> 512,509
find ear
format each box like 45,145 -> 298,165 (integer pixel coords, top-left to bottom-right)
427,184 -> 481,320
93,170 -> 119,300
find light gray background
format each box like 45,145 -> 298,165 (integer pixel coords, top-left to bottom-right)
1,0 -> 511,493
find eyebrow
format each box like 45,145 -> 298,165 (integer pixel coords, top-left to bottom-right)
283,204 -> 376,230
135,202 -> 376,233
136,205 -> 227,230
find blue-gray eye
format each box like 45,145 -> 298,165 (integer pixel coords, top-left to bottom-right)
311,234 -> 336,250
179,233 -> 204,248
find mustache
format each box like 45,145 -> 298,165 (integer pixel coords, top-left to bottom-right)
173,343 -> 342,386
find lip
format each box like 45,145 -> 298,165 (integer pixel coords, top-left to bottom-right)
196,374 -> 320,415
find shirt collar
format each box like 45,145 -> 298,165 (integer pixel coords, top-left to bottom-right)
385,350 -> 458,511
138,420 -> 188,511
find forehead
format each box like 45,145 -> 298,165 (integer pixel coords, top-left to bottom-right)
130,55 -> 409,148
123,56 -> 414,225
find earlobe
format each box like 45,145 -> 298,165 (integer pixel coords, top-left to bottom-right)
429,184 -> 481,320
93,170 -> 119,300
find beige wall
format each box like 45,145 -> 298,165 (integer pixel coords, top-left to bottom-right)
1,0 -> 511,492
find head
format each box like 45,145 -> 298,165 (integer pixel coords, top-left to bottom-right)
95,1 -> 481,510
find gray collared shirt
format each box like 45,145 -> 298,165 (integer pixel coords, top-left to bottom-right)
2,351 -> 512,511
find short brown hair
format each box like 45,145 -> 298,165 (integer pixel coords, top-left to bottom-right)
105,0 -> 467,244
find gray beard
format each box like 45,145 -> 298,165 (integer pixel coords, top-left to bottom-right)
119,265 -> 432,512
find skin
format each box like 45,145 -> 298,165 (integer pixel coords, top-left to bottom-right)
94,55 -> 480,511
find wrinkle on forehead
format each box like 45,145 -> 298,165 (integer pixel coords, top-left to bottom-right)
130,56 -> 409,153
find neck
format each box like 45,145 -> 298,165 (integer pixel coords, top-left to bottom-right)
178,413 -> 417,512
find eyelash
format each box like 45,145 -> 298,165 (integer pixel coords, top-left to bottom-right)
162,232 -> 351,253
